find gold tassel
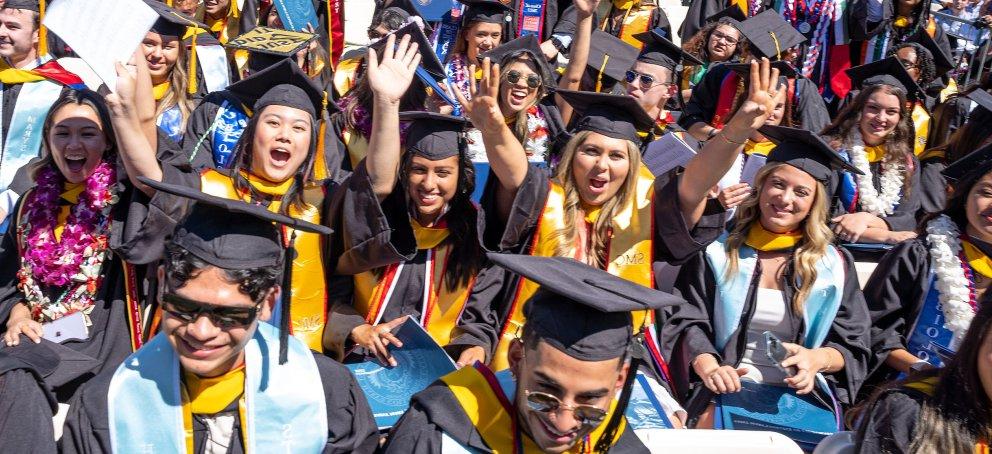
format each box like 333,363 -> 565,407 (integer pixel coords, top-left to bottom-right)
313,91 -> 329,181
187,30 -> 198,94
38,0 -> 47,56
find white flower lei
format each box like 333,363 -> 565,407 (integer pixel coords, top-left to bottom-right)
848,131 -> 904,216
925,215 -> 978,346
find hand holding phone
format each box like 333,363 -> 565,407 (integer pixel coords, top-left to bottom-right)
764,331 -> 797,377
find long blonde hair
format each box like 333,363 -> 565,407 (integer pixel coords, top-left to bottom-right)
155,42 -> 195,133
724,163 -> 834,312
550,131 -> 642,268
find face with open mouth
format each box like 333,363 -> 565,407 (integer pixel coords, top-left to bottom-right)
509,340 -> 625,453
250,105 -> 313,184
570,133 -> 632,207
47,104 -> 110,184
0,7 -> 38,61
498,59 -> 542,116
161,266 -> 273,379
858,89 -> 903,146
464,22 -> 502,61
204,0 -> 230,17
406,154 -> 459,226
757,164 -> 817,233
141,32 -> 181,85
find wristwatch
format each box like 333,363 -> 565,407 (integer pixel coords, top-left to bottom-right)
550,36 -> 567,55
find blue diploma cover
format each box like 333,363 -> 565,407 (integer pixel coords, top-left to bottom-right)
715,381 -> 839,450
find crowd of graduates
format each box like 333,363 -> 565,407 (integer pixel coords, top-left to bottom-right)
2,0 -> 992,452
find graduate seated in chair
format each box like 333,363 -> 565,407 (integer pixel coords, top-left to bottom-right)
60,180 -> 379,454
382,254 -> 687,453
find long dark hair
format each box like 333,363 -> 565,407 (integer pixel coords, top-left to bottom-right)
228,111 -> 318,214
33,90 -> 118,181
342,68 -> 427,136
399,145 -> 483,290
682,21 -> 748,64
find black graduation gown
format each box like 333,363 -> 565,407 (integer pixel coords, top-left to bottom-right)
678,0 -> 774,43
59,351 -> 381,454
917,153 -> 946,219
662,245 -> 871,418
853,385 -> 927,454
323,163 -> 502,360
829,155 -> 923,232
848,0 -> 953,63
0,137 -> 188,402
0,340 -> 59,453
927,94 -> 970,149
677,64 -> 831,135
382,379 -> 649,454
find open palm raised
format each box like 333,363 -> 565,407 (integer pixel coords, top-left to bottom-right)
367,33 -> 423,104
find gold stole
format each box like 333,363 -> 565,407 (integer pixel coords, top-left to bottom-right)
199,169 -> 328,352
442,364 -> 626,453
744,223 -> 802,251
912,103 -> 930,156
490,165 -> 656,370
354,219 -> 475,346
181,366 -> 248,453
744,140 -> 776,157
961,239 -> 992,279
605,2 -> 654,50
54,183 -> 84,241
341,127 -> 370,170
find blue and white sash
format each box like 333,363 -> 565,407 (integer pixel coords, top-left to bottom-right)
211,99 -> 250,168
516,0 -> 547,38
907,274 -> 961,367
196,44 -> 232,94
0,70 -> 62,192
108,323 -> 328,453
156,104 -> 184,143
431,1 -> 464,63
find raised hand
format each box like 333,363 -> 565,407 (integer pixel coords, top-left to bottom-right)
452,57 -> 505,133
725,58 -> 782,134
366,33 -> 422,104
104,62 -> 137,116
572,0 -> 601,16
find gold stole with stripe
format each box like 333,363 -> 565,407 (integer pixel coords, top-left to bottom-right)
341,127 -> 370,170
199,169 -> 328,352
911,102 -> 931,156
441,364 -> 627,453
605,4 -> 655,50
354,219 -> 475,346
490,165 -> 656,370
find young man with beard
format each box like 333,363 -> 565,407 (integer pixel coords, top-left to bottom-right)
60,181 -> 379,454
382,254 -> 686,453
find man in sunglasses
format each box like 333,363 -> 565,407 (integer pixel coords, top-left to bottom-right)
61,182 -> 379,454
383,254 -> 686,453
626,27 -> 704,138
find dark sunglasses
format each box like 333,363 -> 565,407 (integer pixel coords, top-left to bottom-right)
161,293 -> 263,329
505,70 -> 542,89
625,70 -> 675,92
523,390 -> 609,426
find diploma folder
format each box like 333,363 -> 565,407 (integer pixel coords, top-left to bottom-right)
642,133 -> 697,177
345,318 -> 456,429
714,381 -> 839,450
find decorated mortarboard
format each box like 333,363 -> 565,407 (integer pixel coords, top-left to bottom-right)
226,26 -> 317,58
478,34 -> 554,84
845,56 -> 925,103
400,111 -> 469,160
706,4 -> 746,28
3,0 -> 40,12
587,30 -> 639,91
633,27 -> 703,70
143,0 -> 208,37
368,22 -> 446,81
226,58 -> 330,117
908,31 -> 954,78
941,141 -> 992,186
758,125 -> 863,182
740,10 -> 807,60
460,0 -> 513,25
137,176 -> 332,363
557,89 -> 655,144
723,59 -> 799,79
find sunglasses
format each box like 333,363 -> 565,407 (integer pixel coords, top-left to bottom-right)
505,70 -> 542,89
523,390 -> 609,426
161,293 -> 263,329
624,70 -> 675,92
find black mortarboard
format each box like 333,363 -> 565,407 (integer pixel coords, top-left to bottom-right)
633,27 -> 703,69
3,0 -> 39,12
724,59 -> 799,79
478,34 -> 553,85
909,31 -> 954,77
557,89 -> 655,144
758,125 -> 863,182
226,59 -> 329,118
368,22 -> 446,81
967,88 -> 992,114
401,111 -> 468,160
706,4 -> 746,28
846,56 -> 925,103
740,10 -> 807,60
587,30 -> 639,91
460,0 -> 513,25
137,176 -> 332,364
144,0 -> 208,37
942,141 -> 992,186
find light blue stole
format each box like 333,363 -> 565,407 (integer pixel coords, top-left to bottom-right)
156,104 -> 184,143
107,323 -> 328,453
0,56 -> 62,192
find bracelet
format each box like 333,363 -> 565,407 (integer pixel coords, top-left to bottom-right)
719,131 -> 747,145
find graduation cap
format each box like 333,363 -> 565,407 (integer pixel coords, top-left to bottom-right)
4,0 -> 40,11
908,30 -> 954,78
758,125 -> 863,182
739,10 -> 807,60
633,27 -> 704,70
226,26 -> 317,74
368,22 -> 446,82
478,34 -> 554,85
706,4 -> 746,28
226,58 -> 326,118
587,30 -> 639,92
144,0 -> 208,37
942,141 -> 992,188
557,89 -> 655,144
400,111 -> 469,159
5,0 -> 48,56
137,176 -> 332,364
486,252 -> 682,452
845,56 -> 925,103
967,87 -> 992,114
723,59 -> 799,79
460,0 -> 513,25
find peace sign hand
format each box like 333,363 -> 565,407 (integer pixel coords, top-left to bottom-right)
367,33 -> 422,104
452,57 -> 506,133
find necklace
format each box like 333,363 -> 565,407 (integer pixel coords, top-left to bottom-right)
847,131 -> 904,216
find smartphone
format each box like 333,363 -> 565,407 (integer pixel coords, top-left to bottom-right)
764,331 -> 797,376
